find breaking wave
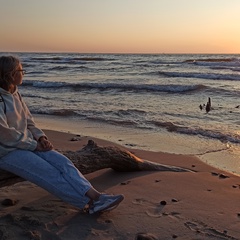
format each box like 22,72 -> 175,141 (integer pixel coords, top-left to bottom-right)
22,80 -> 206,94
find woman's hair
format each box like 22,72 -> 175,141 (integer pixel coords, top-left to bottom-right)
0,56 -> 20,90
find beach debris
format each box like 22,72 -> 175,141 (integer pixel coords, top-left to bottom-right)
199,98 -> 212,113
21,206 -> 37,211
199,103 -> 205,111
70,136 -> 81,141
25,230 -> 41,240
125,143 -> 137,147
219,173 -> 229,179
105,219 -> 113,224
160,200 -> 167,205
1,198 -> 19,206
206,97 -> 211,113
171,198 -> 178,203
135,232 -> 159,240
120,180 -> 131,185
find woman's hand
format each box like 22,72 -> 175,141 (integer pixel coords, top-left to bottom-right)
36,136 -> 53,151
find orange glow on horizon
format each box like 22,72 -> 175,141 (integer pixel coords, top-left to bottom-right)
1,1 -> 240,54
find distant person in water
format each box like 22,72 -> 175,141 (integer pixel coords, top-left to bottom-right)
0,55 -> 124,214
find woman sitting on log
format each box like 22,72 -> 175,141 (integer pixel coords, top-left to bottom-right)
0,55 -> 124,214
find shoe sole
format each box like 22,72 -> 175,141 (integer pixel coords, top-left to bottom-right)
90,195 -> 124,214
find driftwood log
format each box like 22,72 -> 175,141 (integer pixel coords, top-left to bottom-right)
0,140 -> 192,188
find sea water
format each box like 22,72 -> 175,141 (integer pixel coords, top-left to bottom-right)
1,52 -> 240,175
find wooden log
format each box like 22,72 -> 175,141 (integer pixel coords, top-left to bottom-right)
0,140 -> 192,188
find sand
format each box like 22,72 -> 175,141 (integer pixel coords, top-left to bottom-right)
0,129 -> 239,240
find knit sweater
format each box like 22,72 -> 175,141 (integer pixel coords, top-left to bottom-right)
0,87 -> 45,158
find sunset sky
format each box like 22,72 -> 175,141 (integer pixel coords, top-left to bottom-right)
1,0 -> 240,54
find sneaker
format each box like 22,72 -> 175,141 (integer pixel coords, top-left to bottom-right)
89,194 -> 124,214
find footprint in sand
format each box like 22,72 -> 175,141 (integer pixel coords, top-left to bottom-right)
145,205 -> 165,218
184,221 -> 238,240
132,198 -> 164,217
146,206 -> 182,219
132,198 -> 151,205
132,198 -> 181,219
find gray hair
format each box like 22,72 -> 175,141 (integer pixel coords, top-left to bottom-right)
0,56 -> 20,89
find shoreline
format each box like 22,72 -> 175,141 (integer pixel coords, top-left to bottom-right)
34,114 -> 240,177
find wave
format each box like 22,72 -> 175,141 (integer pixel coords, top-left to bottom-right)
210,66 -> 240,72
31,105 -> 146,117
47,65 -> 88,71
49,66 -> 71,71
151,120 -> 240,144
117,109 -> 146,116
30,108 -> 140,127
31,108 -> 79,117
184,58 -> 234,63
30,57 -> 62,61
22,80 -> 206,94
159,70 -> 240,81
29,56 -> 109,62
184,57 -> 240,69
86,116 -> 138,127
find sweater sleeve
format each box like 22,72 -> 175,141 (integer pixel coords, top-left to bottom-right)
0,107 -> 37,151
21,98 -> 46,141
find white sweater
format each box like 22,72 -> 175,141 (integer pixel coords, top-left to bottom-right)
0,87 -> 45,157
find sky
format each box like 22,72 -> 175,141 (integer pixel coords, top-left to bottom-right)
1,0 -> 240,54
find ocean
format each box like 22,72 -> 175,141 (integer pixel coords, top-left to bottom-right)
2,52 -> 240,175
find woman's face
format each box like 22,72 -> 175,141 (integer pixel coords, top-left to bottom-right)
12,64 -> 25,86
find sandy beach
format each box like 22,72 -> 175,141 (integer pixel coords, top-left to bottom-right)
0,129 -> 239,240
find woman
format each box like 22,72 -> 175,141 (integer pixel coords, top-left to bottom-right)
0,55 -> 124,214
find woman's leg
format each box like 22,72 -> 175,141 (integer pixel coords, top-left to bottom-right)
34,150 -> 124,213
35,150 -> 97,195
35,150 -> 102,201
0,150 -> 92,209
0,149 -> 124,213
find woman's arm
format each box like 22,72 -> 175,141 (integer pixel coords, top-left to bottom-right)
20,98 -> 46,141
0,109 -> 37,151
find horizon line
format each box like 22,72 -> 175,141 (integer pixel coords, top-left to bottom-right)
0,51 -> 240,55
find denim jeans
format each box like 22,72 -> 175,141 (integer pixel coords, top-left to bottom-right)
0,150 -> 92,209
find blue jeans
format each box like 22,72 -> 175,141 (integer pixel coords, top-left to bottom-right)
0,150 -> 92,209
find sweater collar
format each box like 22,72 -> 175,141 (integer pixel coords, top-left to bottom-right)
0,86 -> 18,95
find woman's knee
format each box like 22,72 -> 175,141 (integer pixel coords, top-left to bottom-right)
35,150 -> 72,166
